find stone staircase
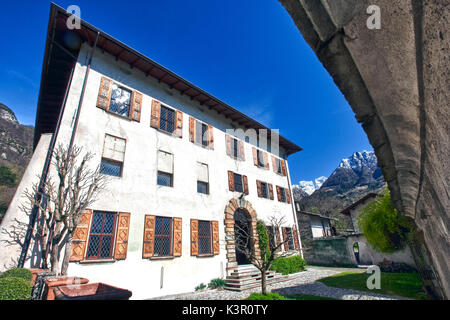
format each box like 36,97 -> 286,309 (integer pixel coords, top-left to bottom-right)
224,265 -> 291,291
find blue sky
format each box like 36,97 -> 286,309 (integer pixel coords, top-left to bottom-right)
0,0 -> 372,184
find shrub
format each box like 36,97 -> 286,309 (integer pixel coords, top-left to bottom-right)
270,255 -> 306,275
0,268 -> 33,282
195,283 -> 206,291
208,278 -> 226,289
245,292 -> 288,300
0,277 -> 32,300
0,166 -> 17,186
358,189 -> 412,253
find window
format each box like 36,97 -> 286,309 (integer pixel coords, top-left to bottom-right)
157,151 -> 174,187
86,211 -> 117,260
197,162 -> 209,194
275,158 -> 282,174
260,182 -> 269,198
233,173 -> 243,193
232,138 -> 239,158
198,220 -> 212,255
257,150 -> 265,167
280,187 -> 286,203
154,216 -> 173,257
285,228 -> 295,250
100,134 -> 126,177
109,84 -> 132,117
159,105 -> 175,133
195,121 -> 209,147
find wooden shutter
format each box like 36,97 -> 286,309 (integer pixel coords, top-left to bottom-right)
282,227 -> 289,250
114,212 -> 130,260
96,77 -> 113,110
173,217 -> 182,257
226,135 -> 232,156
228,171 -> 235,191
275,227 -> 282,253
281,160 -> 287,176
190,219 -> 199,256
256,180 -> 262,197
130,91 -> 142,122
189,117 -> 195,142
212,221 -> 220,255
293,228 -> 300,250
286,188 -> 291,204
252,147 -> 258,166
243,175 -> 249,195
264,152 -> 269,169
143,215 -> 155,258
69,209 -> 93,262
276,185 -> 281,202
239,141 -> 245,160
271,156 -> 277,173
150,100 -> 161,128
175,111 -> 183,138
268,183 -> 274,200
208,125 -> 214,149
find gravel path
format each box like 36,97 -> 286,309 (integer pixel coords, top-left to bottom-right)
152,267 -> 408,300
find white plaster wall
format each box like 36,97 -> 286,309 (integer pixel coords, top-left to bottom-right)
0,134 -> 52,270
310,217 -> 324,238
2,43 -> 300,299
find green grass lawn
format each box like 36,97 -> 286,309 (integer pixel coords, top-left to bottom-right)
318,272 -> 427,300
245,292 -> 337,300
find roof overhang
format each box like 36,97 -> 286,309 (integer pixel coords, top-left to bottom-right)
34,3 -> 303,156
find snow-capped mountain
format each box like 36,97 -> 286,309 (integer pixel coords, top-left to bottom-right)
294,176 -> 327,195
338,150 -> 377,171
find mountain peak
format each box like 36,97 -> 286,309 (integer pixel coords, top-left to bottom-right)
338,150 -> 377,170
294,176 -> 327,195
0,103 -> 18,124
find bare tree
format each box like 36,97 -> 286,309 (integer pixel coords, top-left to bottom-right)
234,215 -> 297,295
2,144 -> 108,275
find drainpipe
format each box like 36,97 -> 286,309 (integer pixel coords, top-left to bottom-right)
17,31 -> 100,268
285,158 -> 304,258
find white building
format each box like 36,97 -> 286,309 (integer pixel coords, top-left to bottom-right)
0,4 -> 303,299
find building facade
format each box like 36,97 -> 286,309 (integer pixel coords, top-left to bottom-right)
0,5 -> 303,299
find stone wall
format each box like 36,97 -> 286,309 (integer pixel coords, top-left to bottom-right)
279,0 -> 449,299
303,236 -> 356,267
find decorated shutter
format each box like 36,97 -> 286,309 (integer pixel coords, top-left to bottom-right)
226,135 -> 232,156
243,175 -> 249,195
142,215 -> 155,258
264,152 -> 269,169
130,91 -> 142,122
173,217 -> 183,257
239,141 -> 245,160
114,212 -> 130,260
256,180 -> 262,197
96,77 -> 113,110
268,183 -> 274,200
293,228 -> 300,250
281,160 -> 287,176
286,188 -> 291,204
212,221 -> 220,255
282,227 -> 289,250
70,209 -> 93,262
189,117 -> 195,142
276,185 -> 281,202
208,125 -> 214,149
228,171 -> 235,191
190,219 -> 199,256
252,147 -> 258,166
271,156 -> 277,173
175,111 -> 183,138
275,227 -> 282,253
150,100 -> 161,128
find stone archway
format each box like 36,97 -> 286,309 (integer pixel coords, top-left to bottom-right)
223,198 -> 260,274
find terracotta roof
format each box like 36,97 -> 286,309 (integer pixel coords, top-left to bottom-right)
34,3 -> 302,156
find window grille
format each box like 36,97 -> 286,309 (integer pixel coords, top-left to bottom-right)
87,211 -> 117,259
195,121 -> 209,147
233,173 -> 243,193
280,187 -> 286,202
100,159 -> 122,177
260,182 -> 268,198
159,105 -> 175,133
198,220 -> 212,254
157,171 -> 173,187
154,216 -> 173,257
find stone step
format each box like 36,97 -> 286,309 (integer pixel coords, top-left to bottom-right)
224,275 -> 291,291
